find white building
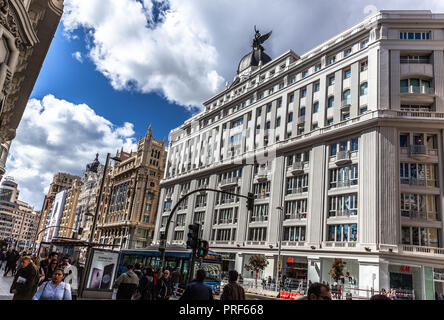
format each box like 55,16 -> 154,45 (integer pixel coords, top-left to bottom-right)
153,10 -> 444,300
43,190 -> 67,242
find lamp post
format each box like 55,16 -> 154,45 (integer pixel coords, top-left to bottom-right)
275,206 -> 284,292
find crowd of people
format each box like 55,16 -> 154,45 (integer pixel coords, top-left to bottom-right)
0,249 -> 79,300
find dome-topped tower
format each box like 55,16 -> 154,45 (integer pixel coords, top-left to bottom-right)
235,27 -> 272,80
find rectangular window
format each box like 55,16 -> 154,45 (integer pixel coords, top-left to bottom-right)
301,88 -> 307,97
360,60 -> 368,72
344,69 -> 351,79
328,56 -> 336,65
250,204 -> 269,222
313,102 -> 319,113
315,64 -> 321,72
286,175 -> 309,194
344,48 -> 351,57
361,39 -> 369,49
283,226 -> 306,242
284,199 -> 307,220
253,182 -> 271,199
328,75 -> 335,86
290,76 -> 296,84
314,82 -> 320,92
302,70 -> 308,78
248,227 -> 267,241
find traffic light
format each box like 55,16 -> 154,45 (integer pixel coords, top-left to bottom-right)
246,192 -> 254,211
197,240 -> 209,258
186,223 -> 200,249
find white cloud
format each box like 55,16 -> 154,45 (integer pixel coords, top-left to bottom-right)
5,95 -> 139,208
62,0 -> 444,110
72,51 -> 83,63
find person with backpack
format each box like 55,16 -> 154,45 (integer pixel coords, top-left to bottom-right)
180,269 -> 213,300
32,268 -> 72,300
155,269 -> 172,300
10,256 -> 39,300
139,267 -> 155,300
113,264 -> 139,300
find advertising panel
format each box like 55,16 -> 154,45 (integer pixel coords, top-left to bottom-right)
85,249 -> 119,291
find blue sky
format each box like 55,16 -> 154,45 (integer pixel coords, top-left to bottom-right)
31,25 -> 190,142
6,0 -> 444,209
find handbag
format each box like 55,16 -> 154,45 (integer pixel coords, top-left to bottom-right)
131,289 -> 142,300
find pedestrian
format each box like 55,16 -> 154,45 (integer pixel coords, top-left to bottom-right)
0,249 -> 6,270
31,257 -> 45,287
155,269 -> 172,300
44,259 -> 59,282
171,267 -> 181,298
32,268 -> 72,300
4,249 -> 19,276
61,256 -> 78,300
220,270 -> 246,300
262,278 -> 266,290
10,256 -> 39,300
139,267 -> 155,300
133,263 -> 143,281
113,264 -> 139,300
40,252 -> 59,271
180,269 -> 213,301
305,282 -> 332,300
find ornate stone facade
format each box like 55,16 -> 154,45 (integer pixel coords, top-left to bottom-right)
0,0 -> 64,179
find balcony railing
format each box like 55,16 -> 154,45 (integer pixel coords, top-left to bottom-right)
401,178 -> 439,188
324,241 -> 357,248
289,161 -> 304,175
219,177 -> 239,188
400,58 -> 431,64
328,210 -> 358,217
256,169 -> 269,182
401,245 -> 444,256
249,216 -> 268,223
341,99 -> 351,110
335,150 -> 351,165
297,116 -> 305,124
409,144 -> 426,155
400,86 -> 434,94
284,212 -> 307,220
286,187 -> 308,195
330,179 -> 358,188
282,241 -> 306,247
401,210 -> 439,220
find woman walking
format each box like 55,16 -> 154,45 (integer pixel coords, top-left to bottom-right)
33,268 -> 72,300
139,267 -> 155,300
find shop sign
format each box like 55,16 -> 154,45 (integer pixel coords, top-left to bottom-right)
399,266 -> 411,273
287,257 -> 294,263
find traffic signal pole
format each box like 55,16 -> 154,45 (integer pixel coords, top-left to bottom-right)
159,188 -> 254,271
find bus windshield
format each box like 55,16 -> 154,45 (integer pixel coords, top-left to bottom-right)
197,261 -> 222,282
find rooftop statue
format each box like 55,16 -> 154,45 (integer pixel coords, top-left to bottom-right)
252,26 -> 272,50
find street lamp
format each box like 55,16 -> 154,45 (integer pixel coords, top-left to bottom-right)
275,206 -> 284,292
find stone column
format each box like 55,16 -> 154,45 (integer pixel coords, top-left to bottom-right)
390,50 -> 401,110
333,69 -> 343,123
433,50 -> 444,112
203,174 -> 218,241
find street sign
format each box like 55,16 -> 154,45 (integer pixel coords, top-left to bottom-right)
278,260 -> 282,272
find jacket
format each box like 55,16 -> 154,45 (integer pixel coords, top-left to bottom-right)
220,282 -> 246,300
180,281 -> 213,300
10,262 -> 39,300
114,271 -> 139,300
155,276 -> 172,300
139,275 -> 155,300
171,270 -> 181,283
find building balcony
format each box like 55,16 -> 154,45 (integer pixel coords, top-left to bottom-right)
341,99 -> 351,111
407,144 -> 437,160
324,241 -> 357,248
401,210 -> 439,221
400,178 -> 439,188
401,245 -> 444,257
335,150 -> 351,165
282,241 -> 306,247
328,210 -> 358,218
297,115 -> 305,124
286,187 -> 308,195
219,177 -> 239,189
400,62 -> 433,78
401,85 -> 434,95
288,161 -> 304,175
284,212 -> 307,220
256,169 -> 269,182
329,179 -> 358,189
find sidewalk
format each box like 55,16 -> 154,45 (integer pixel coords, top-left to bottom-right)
0,273 -> 13,300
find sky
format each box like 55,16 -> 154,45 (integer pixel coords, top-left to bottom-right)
5,0 -> 444,209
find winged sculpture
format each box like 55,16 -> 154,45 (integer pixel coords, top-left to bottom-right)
253,25 -> 272,49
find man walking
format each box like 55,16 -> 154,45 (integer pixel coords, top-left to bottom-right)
155,269 -> 172,300
61,256 -> 78,300
10,256 -> 39,300
171,267 -> 181,297
113,265 -> 139,300
4,249 -> 19,276
180,269 -> 213,300
220,270 -> 245,300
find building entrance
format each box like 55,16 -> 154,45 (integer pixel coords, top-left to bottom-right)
390,272 -> 413,300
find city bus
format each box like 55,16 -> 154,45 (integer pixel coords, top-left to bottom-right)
117,245 -> 222,294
